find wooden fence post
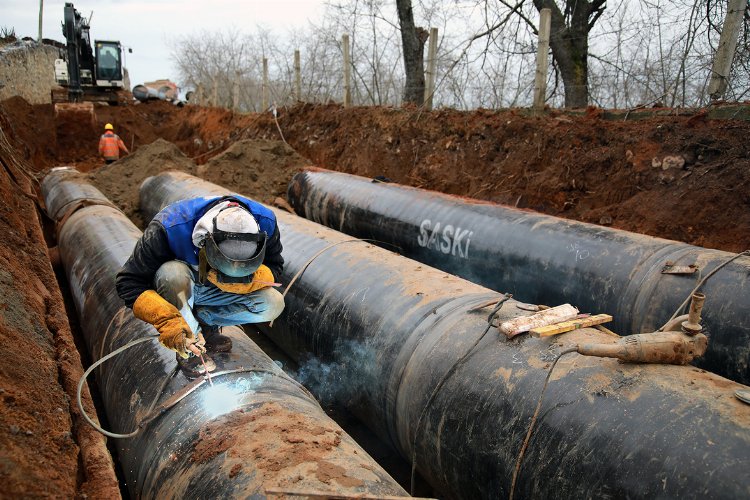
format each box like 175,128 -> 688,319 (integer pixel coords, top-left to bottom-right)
533,8 -> 552,112
262,58 -> 269,111
707,0 -> 747,99
232,71 -> 240,111
342,34 -> 351,107
424,27 -> 438,110
38,0 -> 44,42
197,83 -> 205,106
212,75 -> 218,107
294,50 -> 302,102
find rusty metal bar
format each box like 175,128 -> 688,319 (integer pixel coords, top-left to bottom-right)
140,171 -> 750,500
40,167 -> 408,500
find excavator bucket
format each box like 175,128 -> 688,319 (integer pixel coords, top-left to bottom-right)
54,102 -> 96,125
54,102 -> 97,148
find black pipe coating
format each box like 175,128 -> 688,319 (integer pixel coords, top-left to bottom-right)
141,171 -> 750,500
41,168 -> 408,500
287,168 -> 750,385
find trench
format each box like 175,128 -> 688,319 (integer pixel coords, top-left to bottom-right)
39,167 -> 432,498
38,162 -> 750,499
3,91 -> 750,498
46,235 -> 130,499
4,106 -> 746,498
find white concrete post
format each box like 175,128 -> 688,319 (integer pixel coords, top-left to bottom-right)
342,34 -> 351,107
533,8 -> 552,111
294,50 -> 302,101
707,0 -> 747,99
424,27 -> 438,110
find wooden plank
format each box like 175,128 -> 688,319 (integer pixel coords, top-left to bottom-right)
594,324 -> 620,337
530,314 -> 613,337
499,303 -> 579,338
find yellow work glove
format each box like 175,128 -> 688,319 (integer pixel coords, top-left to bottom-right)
206,264 -> 277,294
133,290 -> 195,358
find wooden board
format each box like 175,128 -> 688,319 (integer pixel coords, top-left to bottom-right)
530,314 -> 613,337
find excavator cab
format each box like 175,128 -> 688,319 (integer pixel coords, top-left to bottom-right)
94,41 -> 123,84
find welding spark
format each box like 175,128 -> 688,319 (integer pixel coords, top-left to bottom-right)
201,382 -> 242,418
200,374 -> 267,418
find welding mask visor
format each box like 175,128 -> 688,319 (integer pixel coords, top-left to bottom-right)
204,210 -> 267,278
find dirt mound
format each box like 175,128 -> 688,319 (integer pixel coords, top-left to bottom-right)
197,139 -> 311,205
3,93 -> 748,250
88,138 -> 197,227
54,103 -> 98,164
86,137 -> 304,228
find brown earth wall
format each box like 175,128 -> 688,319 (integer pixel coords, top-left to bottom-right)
0,108 -> 120,497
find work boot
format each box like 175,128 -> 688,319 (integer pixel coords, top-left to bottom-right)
176,352 -> 216,379
201,324 -> 233,353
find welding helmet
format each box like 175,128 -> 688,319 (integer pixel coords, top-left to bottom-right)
104,123 -> 114,131
198,203 -> 267,278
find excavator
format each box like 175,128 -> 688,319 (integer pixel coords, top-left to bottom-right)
52,3 -> 130,107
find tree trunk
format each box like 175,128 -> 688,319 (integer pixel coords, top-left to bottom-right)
396,0 -> 429,106
533,0 -> 604,108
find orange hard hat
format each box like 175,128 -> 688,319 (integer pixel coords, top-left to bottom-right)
104,123 -> 114,131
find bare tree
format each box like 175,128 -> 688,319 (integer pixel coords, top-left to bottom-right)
396,0 -> 429,105
169,0 -> 748,112
526,0 -> 606,107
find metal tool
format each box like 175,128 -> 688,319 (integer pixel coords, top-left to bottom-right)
576,330 -> 708,364
576,292 -> 708,365
189,343 -> 214,386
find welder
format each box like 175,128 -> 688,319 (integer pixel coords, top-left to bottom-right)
115,196 -> 285,378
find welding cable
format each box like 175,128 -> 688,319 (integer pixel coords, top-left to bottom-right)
76,335 -> 158,439
658,249 -> 750,331
76,334 -> 294,438
269,238 -> 402,327
409,293 -> 513,495
508,346 -> 578,500
270,104 -> 289,146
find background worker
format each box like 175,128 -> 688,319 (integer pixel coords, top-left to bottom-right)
98,123 -> 129,164
115,196 -> 285,378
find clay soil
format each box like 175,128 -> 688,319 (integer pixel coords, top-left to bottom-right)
0,94 -> 748,496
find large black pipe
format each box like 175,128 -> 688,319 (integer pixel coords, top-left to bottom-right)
41,168 -> 408,499
287,168 -> 750,384
142,171 -> 750,500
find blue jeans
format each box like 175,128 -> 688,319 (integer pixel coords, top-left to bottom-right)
153,260 -> 285,335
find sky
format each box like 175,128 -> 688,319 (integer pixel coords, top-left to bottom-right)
1,0 -> 327,87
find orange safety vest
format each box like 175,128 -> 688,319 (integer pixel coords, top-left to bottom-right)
99,131 -> 127,160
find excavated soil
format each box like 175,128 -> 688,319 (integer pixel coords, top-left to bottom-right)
0,108 -> 119,497
191,401 -> 370,491
3,97 -> 749,251
0,94 -> 749,495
